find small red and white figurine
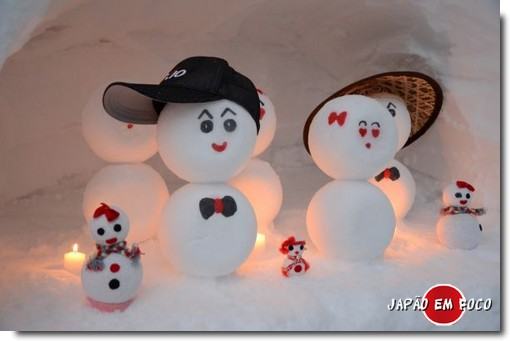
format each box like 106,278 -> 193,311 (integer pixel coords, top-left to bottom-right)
279,236 -> 310,277
437,181 -> 486,250
81,203 -> 143,312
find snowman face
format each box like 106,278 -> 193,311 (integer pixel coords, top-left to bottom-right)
308,95 -> 398,180
443,185 -> 473,207
287,243 -> 305,257
157,99 -> 257,182
89,206 -> 130,245
252,90 -> 277,157
82,87 -> 157,163
372,93 -> 411,150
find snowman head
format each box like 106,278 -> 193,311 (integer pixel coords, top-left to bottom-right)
157,99 -> 258,182
307,95 -> 398,180
252,89 -> 277,157
82,87 -> 157,163
89,203 -> 130,245
371,93 -> 411,150
279,236 -> 306,257
443,181 -> 476,207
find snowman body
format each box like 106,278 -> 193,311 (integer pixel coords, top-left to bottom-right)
282,257 -> 308,276
437,214 -> 481,250
159,183 -> 256,277
81,87 -> 169,242
157,99 -> 259,277
370,159 -> 416,219
82,253 -> 143,304
230,90 -> 282,236
436,181 -> 484,250
305,95 -> 398,260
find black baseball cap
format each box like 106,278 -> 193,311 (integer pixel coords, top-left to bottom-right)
103,56 -> 260,131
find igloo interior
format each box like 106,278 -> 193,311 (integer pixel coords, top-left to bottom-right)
0,0 -> 500,331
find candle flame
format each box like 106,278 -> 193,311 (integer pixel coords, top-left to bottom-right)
256,233 -> 266,246
72,243 -> 78,252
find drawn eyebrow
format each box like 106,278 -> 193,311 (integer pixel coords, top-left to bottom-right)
371,122 -> 381,127
359,120 -> 367,126
220,107 -> 237,117
198,109 -> 213,119
387,102 -> 396,109
259,99 -> 265,106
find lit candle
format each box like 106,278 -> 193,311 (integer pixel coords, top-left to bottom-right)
255,233 -> 266,249
64,243 -> 86,275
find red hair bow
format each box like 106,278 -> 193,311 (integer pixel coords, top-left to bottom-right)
93,203 -> 120,222
456,180 -> 475,192
279,236 -> 306,254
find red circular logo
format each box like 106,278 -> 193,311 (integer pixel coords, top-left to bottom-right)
423,284 -> 465,326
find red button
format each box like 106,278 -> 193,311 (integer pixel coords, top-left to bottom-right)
110,263 -> 120,273
294,265 -> 302,273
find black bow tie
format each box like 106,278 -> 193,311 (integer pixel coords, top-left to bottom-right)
199,196 -> 237,220
374,166 -> 400,182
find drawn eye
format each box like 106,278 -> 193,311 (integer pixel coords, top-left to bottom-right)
358,120 -> 367,127
113,224 -> 122,232
387,102 -> 396,117
300,245 -> 304,250
466,193 -> 471,199
371,122 -> 381,128
455,192 -> 462,198
288,245 -> 294,251
97,228 -> 105,236
200,120 -> 213,133
223,119 -> 237,132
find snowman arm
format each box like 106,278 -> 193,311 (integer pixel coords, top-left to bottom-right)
281,267 -> 289,277
303,258 -> 310,271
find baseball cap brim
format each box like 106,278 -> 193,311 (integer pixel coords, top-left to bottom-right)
103,82 -> 222,124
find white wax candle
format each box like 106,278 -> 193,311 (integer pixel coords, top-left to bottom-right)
64,243 -> 86,275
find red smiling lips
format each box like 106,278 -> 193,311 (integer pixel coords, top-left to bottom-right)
365,143 -> 371,149
212,142 -> 228,152
106,237 -> 118,245
460,200 -> 468,205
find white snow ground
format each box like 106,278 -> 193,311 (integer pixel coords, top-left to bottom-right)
0,0 -> 500,331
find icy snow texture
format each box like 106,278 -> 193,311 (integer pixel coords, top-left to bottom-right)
0,0 -> 499,331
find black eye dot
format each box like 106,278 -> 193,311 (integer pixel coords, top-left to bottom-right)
388,108 -> 396,117
224,118 -> 237,132
300,245 -> 304,250
288,245 -> 294,251
455,192 -> 462,198
108,279 -> 120,290
113,224 -> 122,232
97,228 -> 105,236
466,193 -> 471,199
200,120 -> 213,133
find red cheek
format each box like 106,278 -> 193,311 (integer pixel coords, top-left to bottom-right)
371,129 -> 380,138
359,128 -> 367,137
259,107 -> 266,120
127,124 -> 134,129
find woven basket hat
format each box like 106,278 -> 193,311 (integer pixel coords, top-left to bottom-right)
303,71 -> 443,153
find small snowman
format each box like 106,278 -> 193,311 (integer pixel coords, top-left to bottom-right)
331,72 -> 443,219
303,94 -> 398,260
229,88 -> 283,237
103,56 -> 260,277
81,203 -> 143,312
82,86 -> 169,242
437,181 -> 486,250
279,236 -> 310,277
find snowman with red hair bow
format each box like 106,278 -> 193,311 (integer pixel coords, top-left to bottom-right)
280,237 -> 310,277
81,203 -> 143,312
436,181 -> 486,250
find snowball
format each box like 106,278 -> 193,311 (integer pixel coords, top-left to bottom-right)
158,183 -> 257,277
308,95 -> 398,180
81,87 -> 158,163
157,99 -> 257,183
437,214 -> 482,250
370,159 -> 416,219
229,158 -> 283,233
253,90 -> 276,157
81,253 -> 143,304
88,204 -> 130,245
306,180 -> 395,260
442,183 -> 474,207
83,163 -> 169,243
372,93 -> 411,150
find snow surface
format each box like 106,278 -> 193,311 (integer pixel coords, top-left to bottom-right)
0,0 -> 500,331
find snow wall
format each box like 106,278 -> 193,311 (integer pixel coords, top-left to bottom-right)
0,0 -> 500,213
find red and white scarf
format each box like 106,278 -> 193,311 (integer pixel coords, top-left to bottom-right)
440,206 -> 486,216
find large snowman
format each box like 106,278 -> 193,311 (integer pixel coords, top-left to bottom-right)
229,88 -> 283,237
332,72 -> 443,219
102,56 -> 260,277
81,203 -> 142,312
82,86 -> 169,243
303,95 -> 398,260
